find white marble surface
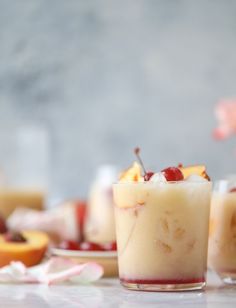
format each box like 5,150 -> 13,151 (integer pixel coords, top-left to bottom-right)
0,271 -> 235,308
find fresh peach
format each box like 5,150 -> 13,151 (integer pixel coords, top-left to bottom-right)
0,230 -> 49,267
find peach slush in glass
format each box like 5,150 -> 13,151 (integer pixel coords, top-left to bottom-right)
208,180 -> 236,284
113,150 -> 211,291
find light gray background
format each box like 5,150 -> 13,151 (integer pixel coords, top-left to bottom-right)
0,0 -> 236,199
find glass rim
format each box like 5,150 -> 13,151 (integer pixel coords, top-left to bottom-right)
213,179 -> 236,193
113,180 -> 212,185
214,179 -> 236,183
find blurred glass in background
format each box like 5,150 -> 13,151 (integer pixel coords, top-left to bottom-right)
0,125 -> 49,217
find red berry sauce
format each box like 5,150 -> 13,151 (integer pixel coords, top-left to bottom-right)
59,240 -> 79,250
79,242 -> 104,251
120,276 -> 205,285
101,241 -> 117,251
59,240 -> 117,252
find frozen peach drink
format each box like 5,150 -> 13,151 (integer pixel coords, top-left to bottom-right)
113,151 -> 211,291
208,180 -> 236,284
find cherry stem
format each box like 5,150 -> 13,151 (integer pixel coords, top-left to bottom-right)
134,147 -> 147,175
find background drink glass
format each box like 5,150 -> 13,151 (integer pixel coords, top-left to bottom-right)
0,125 -> 49,218
208,180 -> 236,284
84,165 -> 118,243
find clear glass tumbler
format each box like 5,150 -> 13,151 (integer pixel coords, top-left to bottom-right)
208,180 -> 236,284
0,125 -> 49,218
84,165 -> 118,243
113,181 -> 211,291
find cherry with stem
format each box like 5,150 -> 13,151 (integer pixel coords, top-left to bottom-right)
134,147 -> 154,181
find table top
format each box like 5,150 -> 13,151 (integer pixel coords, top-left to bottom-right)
0,271 -> 235,308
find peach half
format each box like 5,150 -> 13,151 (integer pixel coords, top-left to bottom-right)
0,230 -> 49,267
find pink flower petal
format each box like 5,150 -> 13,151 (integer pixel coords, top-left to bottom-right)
43,262 -> 104,285
0,257 -> 104,285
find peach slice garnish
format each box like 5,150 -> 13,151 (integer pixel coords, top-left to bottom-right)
179,165 -> 210,181
119,162 -> 143,182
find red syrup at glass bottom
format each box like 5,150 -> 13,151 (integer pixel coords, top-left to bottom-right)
120,276 -> 205,285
